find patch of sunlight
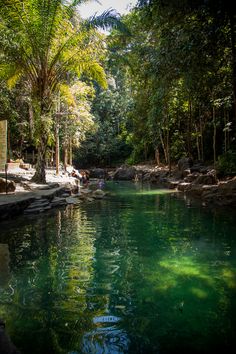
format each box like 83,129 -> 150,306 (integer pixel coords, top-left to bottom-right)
154,275 -> 178,292
222,268 -> 236,288
190,287 -> 208,299
136,189 -> 177,196
159,257 -> 215,286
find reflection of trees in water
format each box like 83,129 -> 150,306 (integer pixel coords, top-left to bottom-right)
80,190 -> 236,353
0,187 -> 236,353
0,207 -> 106,353
0,243 -> 10,287
82,326 -> 130,354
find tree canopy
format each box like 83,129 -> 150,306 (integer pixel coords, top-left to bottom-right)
0,0 -> 236,176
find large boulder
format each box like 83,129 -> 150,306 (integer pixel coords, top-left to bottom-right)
89,168 -> 108,179
192,174 -> 217,185
113,165 -> 137,181
0,177 -> 16,193
177,157 -> 193,178
201,179 -> 236,206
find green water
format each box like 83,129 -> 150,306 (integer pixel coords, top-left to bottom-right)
0,182 -> 236,354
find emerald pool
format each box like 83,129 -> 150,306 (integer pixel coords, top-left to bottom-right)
0,181 -> 236,353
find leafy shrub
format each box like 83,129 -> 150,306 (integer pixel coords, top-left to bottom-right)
216,150 -> 236,176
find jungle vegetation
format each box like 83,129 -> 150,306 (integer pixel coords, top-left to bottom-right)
0,0 -> 236,181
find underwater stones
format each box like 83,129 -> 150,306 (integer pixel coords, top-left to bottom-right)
92,189 -> 106,199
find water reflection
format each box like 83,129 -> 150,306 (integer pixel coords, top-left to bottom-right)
0,244 -> 10,287
0,182 -> 236,353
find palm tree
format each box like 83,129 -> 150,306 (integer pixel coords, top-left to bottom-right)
0,0 -> 122,182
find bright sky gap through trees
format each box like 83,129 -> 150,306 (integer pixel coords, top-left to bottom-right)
79,0 -> 137,18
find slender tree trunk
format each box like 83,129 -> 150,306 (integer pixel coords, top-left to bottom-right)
64,143 -> 68,172
55,123 -> 60,175
195,123 -> 201,160
155,147 -> 160,165
227,111 -> 230,150
224,108 -> 227,153
160,132 -> 168,164
69,137 -> 73,166
187,99 -> 192,156
167,127 -> 171,173
200,116 -> 204,161
55,93 -> 61,175
229,13 -> 236,132
29,102 -> 34,141
213,107 -> 217,169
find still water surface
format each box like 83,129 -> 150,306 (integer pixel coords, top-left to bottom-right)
0,182 -> 236,354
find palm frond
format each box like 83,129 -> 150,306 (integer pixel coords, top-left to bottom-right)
83,61 -> 107,89
0,62 -> 23,88
7,71 -> 23,89
85,9 -> 130,34
70,0 -> 101,7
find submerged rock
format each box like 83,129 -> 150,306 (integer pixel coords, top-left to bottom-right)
92,189 -> 106,199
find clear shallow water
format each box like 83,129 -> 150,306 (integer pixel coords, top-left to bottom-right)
0,181 -> 236,354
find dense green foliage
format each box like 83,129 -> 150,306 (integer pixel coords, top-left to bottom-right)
74,0 -> 236,171
1,0 -> 236,175
75,78 -> 133,167
0,0 -> 120,181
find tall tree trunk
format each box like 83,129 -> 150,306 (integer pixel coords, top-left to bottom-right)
213,107 -> 217,169
29,102 -> 34,141
195,123 -> 201,160
227,111 -> 231,150
69,137 -> 72,166
160,132 -> 168,164
224,108 -> 227,153
155,147 -> 160,165
167,127 -> 171,173
32,133 -> 48,183
55,93 -> 61,175
187,99 -> 192,156
64,143 -> 68,172
55,123 -> 60,175
229,12 -> 236,131
200,116 -> 204,161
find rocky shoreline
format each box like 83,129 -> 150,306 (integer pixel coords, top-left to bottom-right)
97,158 -> 236,208
1,159 -> 236,221
0,170 -> 106,221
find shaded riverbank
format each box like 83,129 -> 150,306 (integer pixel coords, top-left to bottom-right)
109,162 -> 236,208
